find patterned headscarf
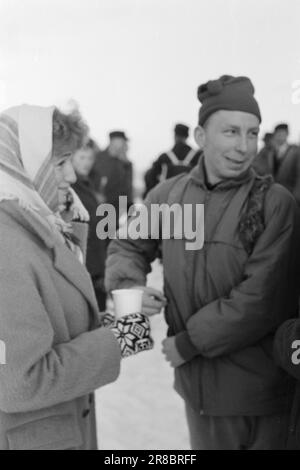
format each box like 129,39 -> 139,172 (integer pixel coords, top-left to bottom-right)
0,104 -> 89,242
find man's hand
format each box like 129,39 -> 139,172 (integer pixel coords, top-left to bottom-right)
162,337 -> 186,368
132,286 -> 167,316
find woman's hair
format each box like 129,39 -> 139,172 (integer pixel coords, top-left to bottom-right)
52,108 -> 89,158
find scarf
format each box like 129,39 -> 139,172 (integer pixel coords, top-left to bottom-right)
0,104 -> 89,249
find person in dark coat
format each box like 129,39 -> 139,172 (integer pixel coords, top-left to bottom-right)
271,123 -> 300,205
252,132 -> 276,176
105,75 -> 300,450
143,123 -> 202,196
72,140 -> 108,311
90,131 -> 133,225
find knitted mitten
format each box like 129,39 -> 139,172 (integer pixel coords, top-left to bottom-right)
109,313 -> 154,358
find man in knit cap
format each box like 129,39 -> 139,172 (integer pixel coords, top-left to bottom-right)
105,75 -> 300,449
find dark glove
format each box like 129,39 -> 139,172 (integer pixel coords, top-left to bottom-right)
109,313 -> 154,358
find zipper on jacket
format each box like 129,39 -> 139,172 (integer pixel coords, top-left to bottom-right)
195,187 -> 211,414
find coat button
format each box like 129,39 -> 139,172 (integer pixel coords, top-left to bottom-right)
82,409 -> 90,418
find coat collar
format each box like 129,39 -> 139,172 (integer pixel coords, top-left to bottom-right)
189,153 -> 255,190
0,201 -> 100,326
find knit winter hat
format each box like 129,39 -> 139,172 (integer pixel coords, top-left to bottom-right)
197,75 -> 261,126
174,123 -> 189,138
274,123 -> 289,132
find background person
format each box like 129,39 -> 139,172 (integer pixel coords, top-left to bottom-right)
72,139 -> 108,311
90,130 -> 133,226
252,132 -> 276,176
272,123 -> 300,205
144,123 -> 201,196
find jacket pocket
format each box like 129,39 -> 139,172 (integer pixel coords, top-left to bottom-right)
7,414 -> 83,450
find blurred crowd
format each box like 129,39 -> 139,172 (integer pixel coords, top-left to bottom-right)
253,123 -> 300,204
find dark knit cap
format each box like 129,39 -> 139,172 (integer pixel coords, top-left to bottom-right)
174,123 -> 189,138
274,123 -> 289,132
109,130 -> 128,141
197,75 -> 261,126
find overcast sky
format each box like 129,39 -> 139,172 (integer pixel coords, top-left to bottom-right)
1,0 -> 300,177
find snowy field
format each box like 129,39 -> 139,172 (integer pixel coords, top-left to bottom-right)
96,261 -> 190,450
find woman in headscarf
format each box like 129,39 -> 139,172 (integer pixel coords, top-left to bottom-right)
0,104 -> 123,450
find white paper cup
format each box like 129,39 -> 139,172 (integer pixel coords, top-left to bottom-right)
112,289 -> 143,318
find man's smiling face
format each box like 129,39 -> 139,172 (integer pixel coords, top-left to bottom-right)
195,110 -> 260,185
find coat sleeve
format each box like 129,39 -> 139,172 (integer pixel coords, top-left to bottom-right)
105,188 -> 162,292
176,185 -> 300,360
273,318 -> 300,380
290,147 -> 300,206
0,257 -> 121,414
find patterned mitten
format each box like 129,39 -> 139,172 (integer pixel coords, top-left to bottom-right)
110,313 -> 154,358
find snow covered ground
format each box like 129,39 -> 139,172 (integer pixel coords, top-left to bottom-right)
96,261 -> 190,450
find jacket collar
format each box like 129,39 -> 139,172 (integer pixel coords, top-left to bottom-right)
0,201 -> 100,325
189,153 -> 255,190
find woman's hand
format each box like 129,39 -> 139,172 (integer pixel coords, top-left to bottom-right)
109,313 -> 154,358
132,286 -> 167,317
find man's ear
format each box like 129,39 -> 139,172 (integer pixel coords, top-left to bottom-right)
194,126 -> 205,150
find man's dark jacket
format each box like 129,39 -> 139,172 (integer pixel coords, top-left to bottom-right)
105,158 -> 300,416
72,177 -> 106,279
90,149 -> 133,214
